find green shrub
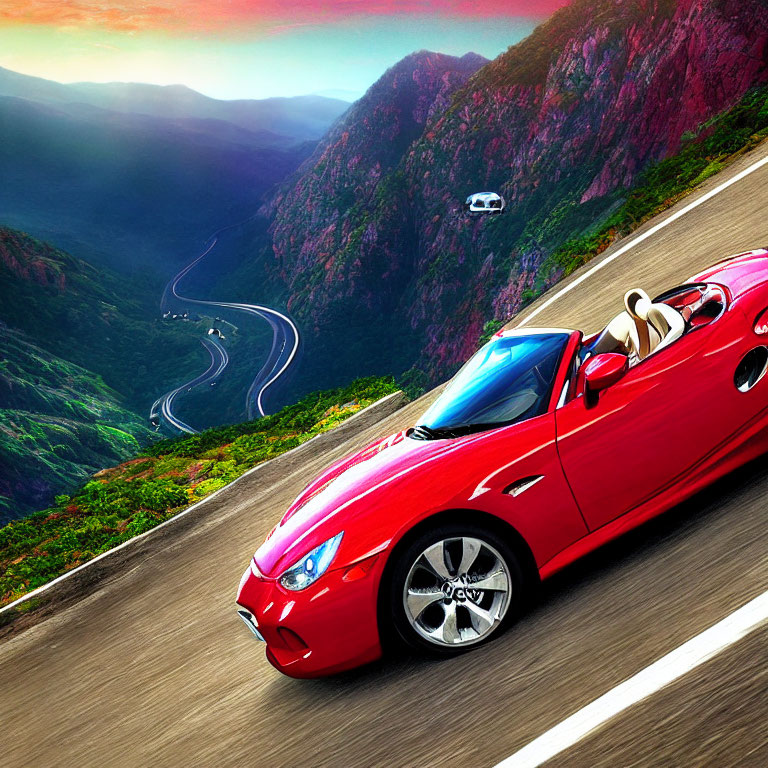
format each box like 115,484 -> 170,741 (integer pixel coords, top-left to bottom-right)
546,85 -> 768,276
137,479 -> 187,511
0,375 -> 400,606
477,319 -> 505,347
125,509 -> 166,537
192,478 -> 228,498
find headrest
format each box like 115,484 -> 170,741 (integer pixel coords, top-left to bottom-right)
624,288 -> 652,320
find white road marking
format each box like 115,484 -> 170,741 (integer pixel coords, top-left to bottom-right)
518,153 -> 768,327
494,589 -> 768,768
166,237 -> 301,421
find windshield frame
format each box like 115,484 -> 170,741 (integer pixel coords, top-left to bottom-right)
414,329 -> 577,439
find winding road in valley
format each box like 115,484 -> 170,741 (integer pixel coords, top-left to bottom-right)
2,142 -> 768,768
154,231 -> 301,433
150,335 -> 229,434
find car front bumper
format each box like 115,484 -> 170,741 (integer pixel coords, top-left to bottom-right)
235,554 -> 384,678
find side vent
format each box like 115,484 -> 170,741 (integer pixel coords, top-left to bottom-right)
502,475 -> 544,497
734,347 -> 768,392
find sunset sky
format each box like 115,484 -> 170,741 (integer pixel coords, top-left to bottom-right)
0,1 -> 567,100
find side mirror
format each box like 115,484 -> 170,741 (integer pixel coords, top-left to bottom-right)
582,353 -> 628,406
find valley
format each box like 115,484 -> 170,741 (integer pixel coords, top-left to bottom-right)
155,228 -> 300,433
1,4 -> 767,767
2,0 -> 768,523
0,78 -> 347,516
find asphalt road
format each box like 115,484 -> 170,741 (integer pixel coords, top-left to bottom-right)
156,228 -> 300,432
2,142 -> 767,768
151,335 -> 230,434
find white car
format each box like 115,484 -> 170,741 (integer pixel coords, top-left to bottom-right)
464,192 -> 505,214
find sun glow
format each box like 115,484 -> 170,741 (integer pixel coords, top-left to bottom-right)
0,2 -> 565,99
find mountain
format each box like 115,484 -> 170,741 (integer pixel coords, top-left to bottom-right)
0,67 -> 349,143
0,224 -> 241,516
0,92 -> 317,275
254,0 -> 768,388
256,50 -> 487,385
0,325 -> 155,522
0,226 -> 218,410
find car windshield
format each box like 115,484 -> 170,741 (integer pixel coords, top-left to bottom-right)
415,332 -> 569,437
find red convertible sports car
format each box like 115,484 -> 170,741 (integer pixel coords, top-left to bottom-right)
237,249 -> 768,678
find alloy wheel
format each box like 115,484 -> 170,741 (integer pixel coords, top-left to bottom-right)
402,536 -> 511,647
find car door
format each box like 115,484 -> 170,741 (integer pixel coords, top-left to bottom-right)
555,312 -> 752,531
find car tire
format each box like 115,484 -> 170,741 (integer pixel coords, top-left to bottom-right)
387,523 -> 525,655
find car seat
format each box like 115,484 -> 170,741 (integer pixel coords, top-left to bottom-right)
592,288 -> 685,364
589,289 -> 656,363
647,301 -> 686,352
623,289 -> 659,360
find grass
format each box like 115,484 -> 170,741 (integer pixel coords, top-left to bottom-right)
542,85 -> 768,279
0,376 -> 399,607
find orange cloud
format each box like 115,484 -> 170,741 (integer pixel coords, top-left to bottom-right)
0,1 -> 566,34
0,3 -> 176,32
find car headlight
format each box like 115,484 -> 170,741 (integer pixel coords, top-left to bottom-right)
279,532 -> 344,591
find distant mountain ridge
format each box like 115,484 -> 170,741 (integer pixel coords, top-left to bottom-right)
0,66 -> 350,275
0,66 -> 350,143
255,0 -> 768,389
0,93 -> 313,274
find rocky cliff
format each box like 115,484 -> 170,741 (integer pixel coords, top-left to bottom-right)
268,51 -> 486,335
263,0 -> 768,386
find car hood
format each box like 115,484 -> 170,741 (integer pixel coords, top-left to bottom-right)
253,429 -> 482,577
